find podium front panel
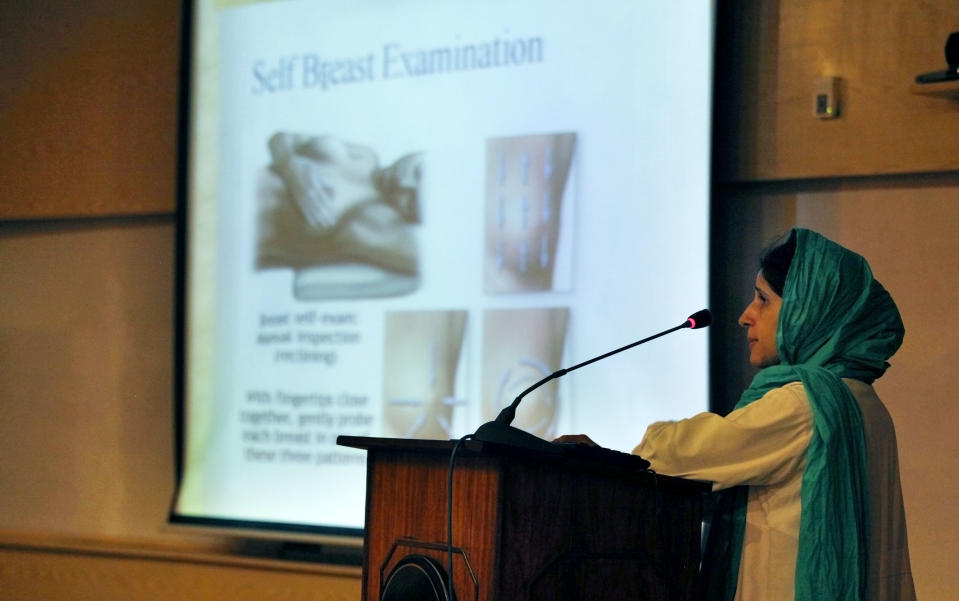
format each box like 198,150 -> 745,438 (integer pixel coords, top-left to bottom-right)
340,436 -> 707,601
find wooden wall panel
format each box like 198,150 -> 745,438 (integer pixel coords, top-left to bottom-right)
715,0 -> 959,181
0,1 -> 180,219
3,0 -> 956,219
0,535 -> 361,601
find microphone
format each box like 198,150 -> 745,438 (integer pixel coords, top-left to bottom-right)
686,308 -> 712,329
472,309 -> 712,452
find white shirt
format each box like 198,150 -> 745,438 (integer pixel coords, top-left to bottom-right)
633,380 -> 915,601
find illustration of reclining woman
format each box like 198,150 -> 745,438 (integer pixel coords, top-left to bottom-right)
256,132 -> 423,299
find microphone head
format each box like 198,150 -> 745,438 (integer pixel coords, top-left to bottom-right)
686,309 -> 712,329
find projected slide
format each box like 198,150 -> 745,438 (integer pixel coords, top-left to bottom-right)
174,0 -> 714,538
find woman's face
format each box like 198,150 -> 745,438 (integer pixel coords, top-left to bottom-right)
738,272 -> 783,368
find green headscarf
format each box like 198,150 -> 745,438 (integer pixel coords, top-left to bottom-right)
702,228 -> 905,601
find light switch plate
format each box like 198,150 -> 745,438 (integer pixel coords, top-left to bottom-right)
814,76 -> 840,119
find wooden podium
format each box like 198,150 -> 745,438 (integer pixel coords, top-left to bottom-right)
338,436 -> 709,601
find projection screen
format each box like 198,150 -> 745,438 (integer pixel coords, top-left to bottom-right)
172,0 -> 715,542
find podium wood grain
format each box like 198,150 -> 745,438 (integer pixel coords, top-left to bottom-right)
341,437 -> 708,601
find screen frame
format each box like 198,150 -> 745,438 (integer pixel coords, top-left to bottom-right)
169,0 -> 718,547
169,0 -> 366,547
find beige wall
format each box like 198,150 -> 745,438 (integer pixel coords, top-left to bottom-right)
0,220 -> 175,539
795,189 -> 959,599
0,220 -> 364,598
711,182 -> 959,601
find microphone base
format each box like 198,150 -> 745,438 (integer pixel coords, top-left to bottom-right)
473,421 -> 562,455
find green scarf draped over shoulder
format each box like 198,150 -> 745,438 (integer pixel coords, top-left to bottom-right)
702,228 -> 905,601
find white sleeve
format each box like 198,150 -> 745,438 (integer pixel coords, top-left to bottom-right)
632,382 -> 813,491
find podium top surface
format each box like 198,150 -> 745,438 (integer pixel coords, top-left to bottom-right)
337,435 -> 710,494
338,435 -> 464,454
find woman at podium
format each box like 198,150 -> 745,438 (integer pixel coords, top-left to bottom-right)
561,228 -> 916,601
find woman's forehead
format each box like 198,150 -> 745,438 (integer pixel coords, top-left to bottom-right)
755,272 -> 779,296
